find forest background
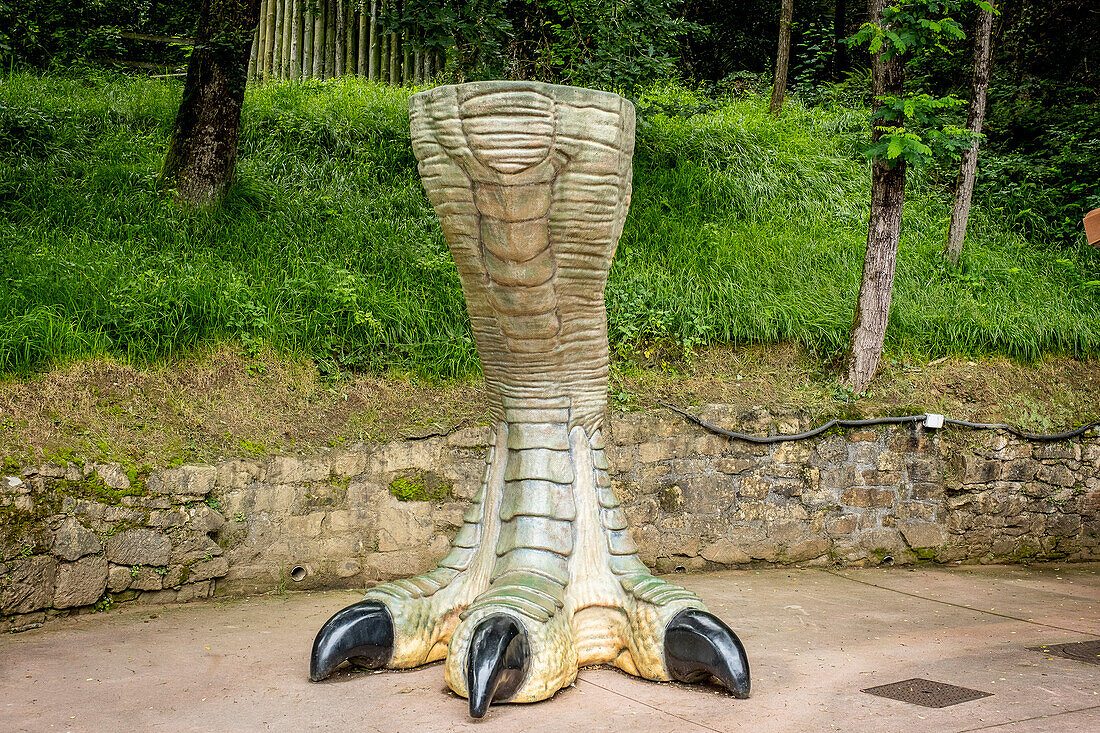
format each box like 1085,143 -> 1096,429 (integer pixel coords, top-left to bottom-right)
1,0 -> 1098,465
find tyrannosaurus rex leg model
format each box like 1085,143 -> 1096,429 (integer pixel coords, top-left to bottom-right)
310,81 -> 750,717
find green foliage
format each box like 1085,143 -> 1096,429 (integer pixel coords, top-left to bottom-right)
848,1 -> 973,61
847,1 -> 993,168
0,1 -> 198,68
377,0 -> 699,93
0,73 -> 1098,377
865,93 -> 973,166
394,0 -> 512,80
509,0 -> 701,93
979,77 -> 1100,248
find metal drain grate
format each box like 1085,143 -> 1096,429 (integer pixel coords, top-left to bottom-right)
1030,640 -> 1100,665
861,678 -> 993,708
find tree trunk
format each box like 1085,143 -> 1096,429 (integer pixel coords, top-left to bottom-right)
161,0 -> 262,206
845,0 -> 906,393
289,0 -> 301,79
312,0 -> 325,78
302,2 -> 313,79
769,0 -> 794,114
368,0 -> 378,79
263,0 -> 275,79
946,5 -> 995,266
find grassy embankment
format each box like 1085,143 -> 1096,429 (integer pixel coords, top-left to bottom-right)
1,72 -> 1098,466
2,72 -> 1099,376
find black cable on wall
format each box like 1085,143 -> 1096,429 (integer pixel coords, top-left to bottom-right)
658,401 -> 1100,445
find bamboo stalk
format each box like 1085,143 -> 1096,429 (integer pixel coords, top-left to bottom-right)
402,37 -> 410,84
263,0 -> 275,80
271,0 -> 283,78
367,0 -> 378,80
302,2 -> 313,79
347,1 -> 356,76
380,27 -> 389,82
281,0 -> 292,77
352,3 -> 358,75
355,3 -> 364,75
390,30 -> 399,84
335,0 -> 345,77
290,0 -> 301,80
325,0 -> 335,78
248,14 -> 260,80
312,0 -> 324,79
255,0 -> 267,81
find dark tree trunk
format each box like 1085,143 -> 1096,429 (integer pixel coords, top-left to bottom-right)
769,0 -> 795,114
846,0 -> 906,393
946,5 -> 995,266
161,0 -> 262,207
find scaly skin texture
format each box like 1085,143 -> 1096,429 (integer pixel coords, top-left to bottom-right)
361,81 -> 706,703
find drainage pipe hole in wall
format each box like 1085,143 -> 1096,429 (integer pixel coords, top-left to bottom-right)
290,566 -> 308,582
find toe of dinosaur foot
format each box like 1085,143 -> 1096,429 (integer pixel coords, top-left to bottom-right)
664,609 -> 750,698
310,601 -> 395,682
466,615 -> 531,718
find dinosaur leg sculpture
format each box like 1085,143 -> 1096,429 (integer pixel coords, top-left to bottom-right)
311,81 -> 750,717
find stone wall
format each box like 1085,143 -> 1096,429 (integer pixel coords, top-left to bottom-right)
3,405 -> 1098,631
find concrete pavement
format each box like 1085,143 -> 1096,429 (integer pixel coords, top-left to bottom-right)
2,564 -> 1097,732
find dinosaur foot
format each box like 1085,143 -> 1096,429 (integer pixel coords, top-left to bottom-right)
311,586 -> 749,717
309,421 -> 750,717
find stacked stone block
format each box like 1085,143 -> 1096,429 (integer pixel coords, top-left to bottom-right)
3,405 -> 1097,631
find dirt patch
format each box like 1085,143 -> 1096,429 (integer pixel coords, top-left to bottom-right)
0,344 -> 488,469
614,343 -> 1100,430
2,342 -> 1097,470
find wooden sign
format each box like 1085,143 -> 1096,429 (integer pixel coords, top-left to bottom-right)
1086,208 -> 1100,247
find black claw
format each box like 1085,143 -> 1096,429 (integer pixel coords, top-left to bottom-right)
310,601 -> 394,682
466,615 -> 530,718
665,609 -> 750,698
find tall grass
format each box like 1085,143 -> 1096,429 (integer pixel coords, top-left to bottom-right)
1,72 -> 1098,377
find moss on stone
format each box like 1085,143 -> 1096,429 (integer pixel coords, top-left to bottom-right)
912,547 -> 937,561
389,473 -> 451,502
52,474 -> 148,505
